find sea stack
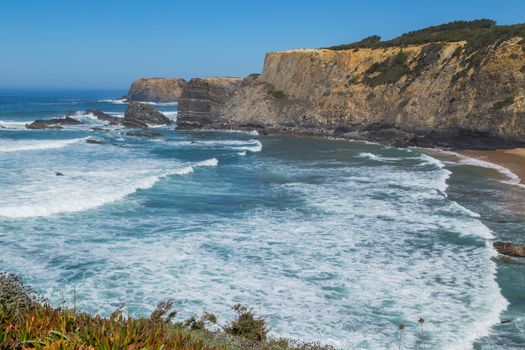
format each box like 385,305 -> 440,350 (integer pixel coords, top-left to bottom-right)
123,102 -> 171,128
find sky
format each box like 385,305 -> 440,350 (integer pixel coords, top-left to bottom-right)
1,0 -> 524,89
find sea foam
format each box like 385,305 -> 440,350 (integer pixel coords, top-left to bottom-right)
0,138 -> 84,153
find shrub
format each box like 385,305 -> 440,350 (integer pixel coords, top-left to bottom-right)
363,52 -> 410,87
493,96 -> 515,109
224,304 -> 270,342
324,19 -> 525,54
269,90 -> 287,99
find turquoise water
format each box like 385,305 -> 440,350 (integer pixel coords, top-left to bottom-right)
0,90 -> 524,349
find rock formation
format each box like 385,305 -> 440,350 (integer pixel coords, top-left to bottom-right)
177,77 -> 242,129
493,241 -> 525,257
127,78 -> 186,102
174,21 -> 525,149
26,117 -> 82,129
86,109 -> 122,125
123,102 -> 171,128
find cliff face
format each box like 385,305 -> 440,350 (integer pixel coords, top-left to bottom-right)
167,20 -> 525,148
127,78 -> 186,102
256,40 -> 525,139
177,77 -> 242,128
185,37 -> 523,148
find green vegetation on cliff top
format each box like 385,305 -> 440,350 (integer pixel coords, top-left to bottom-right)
325,19 -> 525,51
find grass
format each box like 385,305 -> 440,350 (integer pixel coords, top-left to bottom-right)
0,273 -> 334,350
493,96 -> 515,110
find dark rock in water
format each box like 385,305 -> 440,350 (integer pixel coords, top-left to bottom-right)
85,138 -> 103,144
91,127 -> 108,132
123,102 -> 171,128
26,117 -> 81,129
493,255 -> 520,264
55,172 -> 65,176
126,131 -> 163,137
493,241 -> 525,257
85,109 -> 122,125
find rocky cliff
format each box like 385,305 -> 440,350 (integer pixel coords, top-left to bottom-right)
127,78 -> 186,102
177,78 -> 242,128
176,21 -> 525,148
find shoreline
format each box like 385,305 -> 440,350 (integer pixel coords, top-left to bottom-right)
457,148 -> 525,185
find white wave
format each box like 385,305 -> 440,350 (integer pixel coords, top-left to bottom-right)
458,155 -> 523,187
357,152 -> 403,162
70,113 -> 104,124
238,151 -> 247,156
172,139 -> 263,153
195,158 -> 219,167
0,138 -> 84,153
0,157 -> 219,218
98,98 -> 127,104
0,120 -> 29,130
210,129 -> 260,136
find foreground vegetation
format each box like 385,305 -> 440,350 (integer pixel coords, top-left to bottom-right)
0,273 -> 333,350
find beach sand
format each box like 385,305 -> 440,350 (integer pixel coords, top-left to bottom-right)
459,148 -> 525,185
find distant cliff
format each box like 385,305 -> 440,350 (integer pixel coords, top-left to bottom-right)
168,20 -> 525,148
127,78 -> 186,102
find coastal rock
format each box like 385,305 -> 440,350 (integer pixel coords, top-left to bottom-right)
493,241 -> 525,257
85,138 -> 103,144
173,23 -> 525,149
123,102 -> 171,128
91,127 -> 108,132
26,117 -> 82,129
127,78 -> 186,102
126,131 -> 163,137
85,109 -> 122,125
177,77 -> 242,129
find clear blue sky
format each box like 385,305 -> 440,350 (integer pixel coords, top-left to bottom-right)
1,0 -> 524,89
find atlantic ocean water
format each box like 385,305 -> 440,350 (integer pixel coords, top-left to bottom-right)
0,90 -> 524,349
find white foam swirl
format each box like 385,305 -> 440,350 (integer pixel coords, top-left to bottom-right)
0,138 -> 84,153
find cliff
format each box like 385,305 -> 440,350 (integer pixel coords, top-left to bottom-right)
177,77 -> 242,128
176,21 -> 525,148
127,78 -> 186,102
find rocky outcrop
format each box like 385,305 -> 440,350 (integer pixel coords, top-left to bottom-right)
26,117 -> 82,129
127,78 -> 186,102
175,23 -> 525,149
86,109 -> 122,125
177,78 -> 242,129
123,102 -> 171,128
126,131 -> 163,137
494,241 -> 525,257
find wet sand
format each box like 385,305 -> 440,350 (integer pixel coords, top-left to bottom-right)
459,148 -> 525,185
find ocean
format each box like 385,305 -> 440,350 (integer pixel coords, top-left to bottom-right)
0,89 -> 523,349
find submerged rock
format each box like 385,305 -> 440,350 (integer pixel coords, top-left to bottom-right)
85,138 -> 103,144
126,131 -> 163,137
493,241 -> 525,257
123,102 -> 171,128
55,172 -> 65,176
85,109 -> 122,125
91,127 -> 109,132
26,117 -> 81,129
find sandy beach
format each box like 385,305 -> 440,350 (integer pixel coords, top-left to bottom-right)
459,148 -> 525,185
